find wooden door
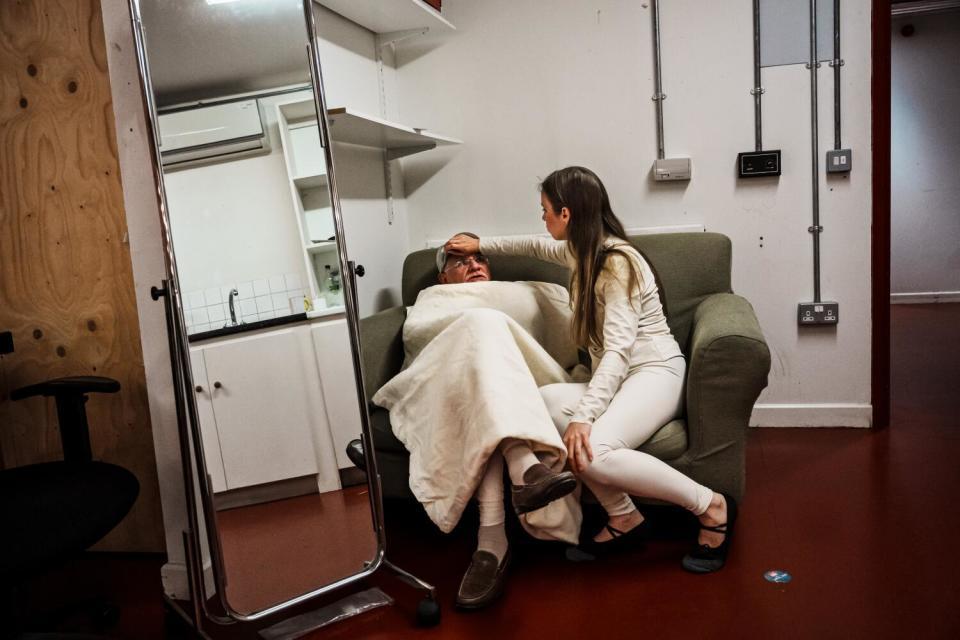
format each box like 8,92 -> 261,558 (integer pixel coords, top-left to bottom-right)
0,0 -> 162,550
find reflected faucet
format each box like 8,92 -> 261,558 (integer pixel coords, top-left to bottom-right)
227,288 -> 239,327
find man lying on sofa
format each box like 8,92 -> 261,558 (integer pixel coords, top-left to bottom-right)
372,232 -> 584,610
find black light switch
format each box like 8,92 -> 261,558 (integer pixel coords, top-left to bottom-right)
0,331 -> 12,355
737,150 -> 782,178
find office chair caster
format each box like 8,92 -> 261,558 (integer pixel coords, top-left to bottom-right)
416,594 -> 440,627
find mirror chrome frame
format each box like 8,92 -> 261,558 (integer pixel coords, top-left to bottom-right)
127,0 -> 386,623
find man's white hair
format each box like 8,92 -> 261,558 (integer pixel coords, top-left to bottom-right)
436,232 -> 480,272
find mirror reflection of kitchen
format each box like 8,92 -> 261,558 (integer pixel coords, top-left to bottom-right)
137,0 -> 375,616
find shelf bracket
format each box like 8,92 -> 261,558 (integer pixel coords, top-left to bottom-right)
372,26 -> 432,226
378,28 -> 429,49
385,143 -> 436,161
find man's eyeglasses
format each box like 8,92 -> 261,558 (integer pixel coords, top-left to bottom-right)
444,254 -> 489,270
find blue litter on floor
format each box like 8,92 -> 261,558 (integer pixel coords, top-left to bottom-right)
764,570 -> 792,584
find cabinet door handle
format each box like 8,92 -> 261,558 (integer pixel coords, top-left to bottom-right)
195,385 -> 204,393
213,381 -> 223,389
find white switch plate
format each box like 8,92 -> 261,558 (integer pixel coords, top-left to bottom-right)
826,148 -> 852,174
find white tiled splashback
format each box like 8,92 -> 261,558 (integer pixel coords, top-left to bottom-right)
183,272 -> 308,334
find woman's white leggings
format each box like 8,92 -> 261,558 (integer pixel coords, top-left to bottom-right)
539,356 -> 713,518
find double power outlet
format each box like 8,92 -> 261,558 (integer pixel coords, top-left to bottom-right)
798,302 -> 839,325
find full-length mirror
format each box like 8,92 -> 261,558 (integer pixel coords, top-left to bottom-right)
132,0 -> 377,617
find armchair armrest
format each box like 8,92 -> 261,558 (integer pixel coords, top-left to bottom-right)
358,306 -> 407,405
684,293 -> 770,466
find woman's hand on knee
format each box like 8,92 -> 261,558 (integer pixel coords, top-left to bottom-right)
563,421 -> 593,474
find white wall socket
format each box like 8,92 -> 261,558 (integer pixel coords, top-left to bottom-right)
653,158 -> 692,181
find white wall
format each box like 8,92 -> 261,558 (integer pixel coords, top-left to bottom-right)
394,0 -> 874,426
890,12 -> 960,300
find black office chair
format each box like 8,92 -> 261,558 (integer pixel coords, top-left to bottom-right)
1,376 -> 140,636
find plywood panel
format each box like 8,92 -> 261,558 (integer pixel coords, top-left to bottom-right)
0,0 -> 163,551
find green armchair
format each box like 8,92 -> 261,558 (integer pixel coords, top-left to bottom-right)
358,232 -> 770,502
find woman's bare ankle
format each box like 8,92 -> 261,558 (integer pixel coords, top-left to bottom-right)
699,493 -> 727,526
697,493 -> 728,548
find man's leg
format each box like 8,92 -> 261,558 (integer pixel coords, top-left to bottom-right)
457,453 -> 510,609
500,438 -> 577,514
475,454 -> 508,561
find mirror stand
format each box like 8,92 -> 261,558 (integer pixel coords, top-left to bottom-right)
154,279 -> 440,635
129,0 -> 443,626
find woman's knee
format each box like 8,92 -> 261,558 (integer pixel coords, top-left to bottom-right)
581,448 -> 619,485
587,432 -> 620,466
538,384 -> 578,431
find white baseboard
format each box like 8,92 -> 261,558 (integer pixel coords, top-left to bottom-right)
162,560 -> 216,600
890,291 -> 960,304
624,224 -> 705,236
749,403 -> 872,428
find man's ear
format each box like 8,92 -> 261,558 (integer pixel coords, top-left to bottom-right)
438,272 -> 448,284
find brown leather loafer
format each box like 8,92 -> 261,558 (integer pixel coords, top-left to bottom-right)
510,463 -> 577,515
455,549 -> 511,610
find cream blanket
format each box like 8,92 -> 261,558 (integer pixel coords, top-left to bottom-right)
372,281 -> 584,543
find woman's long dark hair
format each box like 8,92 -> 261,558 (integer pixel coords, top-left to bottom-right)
540,166 -> 664,349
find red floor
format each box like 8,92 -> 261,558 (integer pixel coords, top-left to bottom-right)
16,304 -> 960,638
215,486 -> 377,614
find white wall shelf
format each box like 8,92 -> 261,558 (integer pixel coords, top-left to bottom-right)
316,0 -> 455,35
280,103 -> 461,161
327,107 -> 461,159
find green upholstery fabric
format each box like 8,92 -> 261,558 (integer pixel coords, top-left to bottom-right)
358,232 -> 769,501
359,306 -> 406,405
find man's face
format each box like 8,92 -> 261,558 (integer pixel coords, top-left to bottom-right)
438,253 -> 491,284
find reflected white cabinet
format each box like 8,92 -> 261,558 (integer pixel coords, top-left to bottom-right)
190,354 -> 227,493
190,326 -> 343,493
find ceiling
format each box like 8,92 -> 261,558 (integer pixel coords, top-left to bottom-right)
139,0 -> 312,107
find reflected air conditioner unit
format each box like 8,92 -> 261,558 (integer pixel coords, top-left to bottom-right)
158,99 -> 268,167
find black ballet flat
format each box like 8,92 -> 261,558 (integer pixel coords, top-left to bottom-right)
681,493 -> 738,574
578,518 -> 652,558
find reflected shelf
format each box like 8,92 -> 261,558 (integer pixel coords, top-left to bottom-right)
293,173 -> 328,190
306,305 -> 346,319
305,241 -> 337,254
316,0 -> 455,34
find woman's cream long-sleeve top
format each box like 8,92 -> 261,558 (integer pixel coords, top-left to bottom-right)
480,235 -> 683,425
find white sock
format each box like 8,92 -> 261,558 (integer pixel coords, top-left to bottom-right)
500,438 -> 540,485
476,454 -> 508,561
